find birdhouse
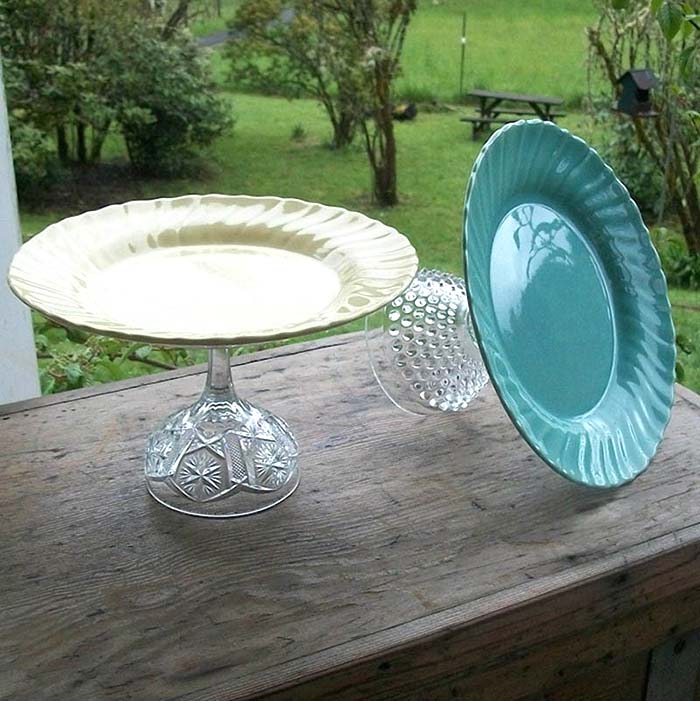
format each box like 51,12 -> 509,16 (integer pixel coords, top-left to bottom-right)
616,69 -> 659,117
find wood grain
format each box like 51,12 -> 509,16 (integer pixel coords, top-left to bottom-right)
645,630 -> 700,701
1,333 -> 700,700
521,650 -> 649,701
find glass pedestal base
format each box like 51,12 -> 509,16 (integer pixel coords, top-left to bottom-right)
144,348 -> 299,517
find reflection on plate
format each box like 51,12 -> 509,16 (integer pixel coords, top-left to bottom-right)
465,120 -> 675,488
9,194 -> 417,346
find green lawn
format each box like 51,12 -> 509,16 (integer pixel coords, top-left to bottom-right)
190,0 -> 239,37
197,0 -> 600,103
398,0 -> 599,104
669,289 -> 700,391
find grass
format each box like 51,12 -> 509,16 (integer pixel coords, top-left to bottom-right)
196,0 -> 601,104
398,0 -> 600,104
190,0 -> 239,37
670,289 -> 700,391
17,98 -> 601,378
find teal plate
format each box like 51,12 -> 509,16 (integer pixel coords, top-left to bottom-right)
464,120 -> 676,488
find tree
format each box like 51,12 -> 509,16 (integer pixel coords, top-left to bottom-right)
608,0 -> 700,75
327,0 -> 416,206
160,0 -> 201,39
588,0 -> 700,253
0,0 -> 231,184
0,0 -> 132,166
227,1 -> 361,149
228,0 -> 417,207
103,28 -> 232,175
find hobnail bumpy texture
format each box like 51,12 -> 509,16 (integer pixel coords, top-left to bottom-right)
366,268 -> 489,414
145,395 -> 298,510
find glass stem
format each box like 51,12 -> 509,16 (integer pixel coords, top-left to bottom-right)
203,347 -> 236,401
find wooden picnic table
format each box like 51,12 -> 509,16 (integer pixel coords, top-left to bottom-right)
2,332 -> 700,700
462,88 -> 566,140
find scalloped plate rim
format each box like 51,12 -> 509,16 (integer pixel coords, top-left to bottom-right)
463,120 -> 676,489
8,193 -> 418,346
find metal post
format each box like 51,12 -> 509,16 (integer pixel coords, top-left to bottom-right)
459,11 -> 467,99
0,61 -> 40,404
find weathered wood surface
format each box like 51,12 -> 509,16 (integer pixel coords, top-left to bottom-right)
645,630 -> 700,701
1,332 -> 700,701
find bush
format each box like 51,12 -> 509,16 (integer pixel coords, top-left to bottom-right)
1,1 -> 232,179
33,313 -> 202,394
8,118 -> 57,195
666,253 -> 700,289
105,32 -> 233,176
653,227 -> 700,289
290,123 -> 307,142
590,103 -> 665,218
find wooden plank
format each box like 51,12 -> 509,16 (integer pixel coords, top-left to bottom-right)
254,538 -> 700,700
467,88 -> 564,105
490,109 -> 567,118
460,116 -> 513,125
1,335 -> 700,700
520,650 -> 649,701
646,630 -> 700,700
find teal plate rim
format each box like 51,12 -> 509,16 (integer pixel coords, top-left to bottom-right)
464,119 -> 676,488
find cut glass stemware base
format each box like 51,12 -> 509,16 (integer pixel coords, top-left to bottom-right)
144,348 -> 299,518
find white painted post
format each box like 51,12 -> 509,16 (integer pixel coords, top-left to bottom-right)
0,62 -> 40,404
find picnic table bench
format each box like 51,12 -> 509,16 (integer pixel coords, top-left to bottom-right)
2,332 -> 700,700
461,89 -> 566,140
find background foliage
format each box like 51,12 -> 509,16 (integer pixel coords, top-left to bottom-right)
8,0 -> 700,393
0,0 -> 232,187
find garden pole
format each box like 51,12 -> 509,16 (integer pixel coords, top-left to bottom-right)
459,11 -> 466,99
0,62 -> 40,404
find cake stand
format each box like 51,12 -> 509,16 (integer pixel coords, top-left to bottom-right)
8,194 -> 417,517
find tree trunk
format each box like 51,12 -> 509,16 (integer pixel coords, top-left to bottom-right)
76,122 -> 87,164
56,126 -> 69,164
370,73 -> 398,207
162,0 -> 191,40
331,108 -> 356,149
89,121 -> 110,163
682,184 -> 700,255
372,113 -> 398,206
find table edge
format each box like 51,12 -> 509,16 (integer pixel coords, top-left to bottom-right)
184,516 -> 700,700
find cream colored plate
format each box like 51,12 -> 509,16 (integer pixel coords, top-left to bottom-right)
8,194 -> 418,346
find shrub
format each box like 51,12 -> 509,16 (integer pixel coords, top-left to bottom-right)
1,0 -> 232,178
652,227 -> 700,289
590,103 -> 665,218
7,118 -> 57,195
290,123 -> 307,142
104,32 -> 233,176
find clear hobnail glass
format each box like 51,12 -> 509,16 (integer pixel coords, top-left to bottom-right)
365,268 -> 489,415
145,348 -> 299,517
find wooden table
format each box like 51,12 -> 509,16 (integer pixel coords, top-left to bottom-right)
461,89 -> 565,140
2,333 -> 700,700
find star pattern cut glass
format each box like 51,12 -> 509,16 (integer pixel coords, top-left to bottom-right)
145,347 -> 300,517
